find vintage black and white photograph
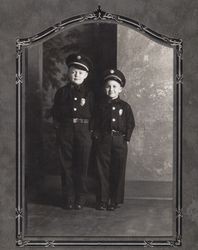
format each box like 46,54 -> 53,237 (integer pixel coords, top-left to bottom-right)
16,7 -> 182,247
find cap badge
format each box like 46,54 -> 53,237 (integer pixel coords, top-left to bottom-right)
80,98 -> 86,106
119,109 -> 123,116
77,55 -> 81,60
110,69 -> 115,74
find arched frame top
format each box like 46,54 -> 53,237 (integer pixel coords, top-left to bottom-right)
16,5 -> 183,247
16,5 -> 182,47
16,5 -> 183,84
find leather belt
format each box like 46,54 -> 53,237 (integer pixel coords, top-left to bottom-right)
72,118 -> 89,124
110,130 -> 125,136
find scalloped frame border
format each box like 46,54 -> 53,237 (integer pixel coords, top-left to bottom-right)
16,5 -> 183,247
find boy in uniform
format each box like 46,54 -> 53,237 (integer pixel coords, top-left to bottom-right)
94,69 -> 135,211
52,54 -> 94,209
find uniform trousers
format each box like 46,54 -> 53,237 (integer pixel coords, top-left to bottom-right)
95,134 -> 128,204
56,122 -> 92,203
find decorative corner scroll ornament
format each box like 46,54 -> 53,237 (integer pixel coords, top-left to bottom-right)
166,236 -> 182,247
176,75 -> 183,84
44,241 -> 56,248
16,43 -> 22,58
167,241 -> 176,247
175,235 -> 182,246
176,208 -> 183,218
175,40 -> 183,85
16,75 -> 23,86
137,24 -> 146,32
143,241 -> 154,247
16,235 -> 30,247
81,5 -> 120,23
176,41 -> 183,57
53,23 -> 64,33
15,208 -> 23,219
167,235 -> 182,247
16,240 -> 30,248
17,38 -> 32,47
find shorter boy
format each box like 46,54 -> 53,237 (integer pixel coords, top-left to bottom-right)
94,69 -> 135,211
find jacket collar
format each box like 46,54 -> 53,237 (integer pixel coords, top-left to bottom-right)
105,96 -> 120,104
70,82 -> 86,93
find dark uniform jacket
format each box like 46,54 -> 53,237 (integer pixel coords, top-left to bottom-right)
94,96 -> 135,141
52,82 -> 94,129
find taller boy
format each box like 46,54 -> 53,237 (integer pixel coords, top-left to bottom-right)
52,54 -> 94,210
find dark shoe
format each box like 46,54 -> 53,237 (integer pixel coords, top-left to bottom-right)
96,202 -> 107,210
75,203 -> 83,210
63,200 -> 74,210
66,203 -> 74,210
107,203 -> 117,211
75,196 -> 85,210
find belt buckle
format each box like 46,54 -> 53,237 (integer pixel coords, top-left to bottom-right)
111,130 -> 116,136
73,118 -> 78,123
111,130 -> 122,136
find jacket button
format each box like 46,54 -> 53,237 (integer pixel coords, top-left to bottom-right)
112,106 -> 116,110
74,97 -> 77,101
112,118 -> 116,122
73,108 -> 77,111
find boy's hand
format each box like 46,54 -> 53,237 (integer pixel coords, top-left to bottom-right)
124,137 -> 129,145
92,131 -> 99,139
53,121 -> 60,129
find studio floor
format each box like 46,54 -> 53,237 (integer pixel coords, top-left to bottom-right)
26,199 -> 172,237
25,178 -> 173,237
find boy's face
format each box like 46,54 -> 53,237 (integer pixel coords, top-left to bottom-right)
104,80 -> 123,99
68,66 -> 88,85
